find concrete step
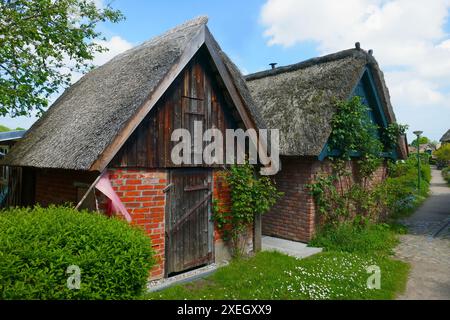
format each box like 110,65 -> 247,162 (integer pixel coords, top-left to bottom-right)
262,236 -> 322,259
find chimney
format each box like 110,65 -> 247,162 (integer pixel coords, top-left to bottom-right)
355,42 -> 361,50
368,49 -> 373,56
269,63 -> 277,70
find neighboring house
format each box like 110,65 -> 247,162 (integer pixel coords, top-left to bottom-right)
1,17 -> 264,280
0,130 -> 27,207
245,46 -> 407,242
0,130 -> 27,158
440,129 -> 450,145
408,143 -> 436,155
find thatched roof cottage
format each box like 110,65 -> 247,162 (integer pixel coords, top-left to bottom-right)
440,129 -> 450,144
1,17 -> 406,276
1,17 -> 264,279
246,46 -> 407,242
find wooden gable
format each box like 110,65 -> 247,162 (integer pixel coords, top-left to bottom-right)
352,68 -> 388,131
319,66 -> 397,161
110,47 -> 242,168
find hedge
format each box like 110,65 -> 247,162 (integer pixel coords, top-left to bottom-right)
380,155 -> 431,218
442,166 -> 450,184
0,206 -> 155,299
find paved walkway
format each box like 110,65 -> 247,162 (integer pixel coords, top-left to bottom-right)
395,167 -> 450,300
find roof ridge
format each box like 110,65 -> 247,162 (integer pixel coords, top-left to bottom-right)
107,16 -> 208,64
245,48 -> 373,81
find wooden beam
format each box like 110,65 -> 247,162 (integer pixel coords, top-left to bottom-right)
90,26 -> 207,172
253,213 -> 262,252
204,28 -> 270,171
204,28 -> 256,131
75,171 -> 104,210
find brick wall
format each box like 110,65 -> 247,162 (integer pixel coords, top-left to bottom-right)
311,159 -> 388,192
108,168 -> 167,280
263,157 -> 388,243
212,169 -> 253,260
33,167 -> 252,278
34,168 -> 167,280
212,170 -> 231,242
35,168 -> 97,206
262,156 -> 316,243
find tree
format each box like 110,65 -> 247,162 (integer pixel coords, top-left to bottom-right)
0,0 -> 124,117
0,124 -> 24,132
410,136 -> 430,147
434,144 -> 450,163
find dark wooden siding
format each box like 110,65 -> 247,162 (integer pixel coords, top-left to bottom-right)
110,48 -> 240,168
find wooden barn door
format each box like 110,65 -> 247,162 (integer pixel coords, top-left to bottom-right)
166,168 -> 213,275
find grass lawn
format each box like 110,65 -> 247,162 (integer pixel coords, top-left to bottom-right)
145,224 -> 409,300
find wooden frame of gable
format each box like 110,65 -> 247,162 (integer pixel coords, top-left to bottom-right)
90,25 -> 262,172
318,65 -> 398,161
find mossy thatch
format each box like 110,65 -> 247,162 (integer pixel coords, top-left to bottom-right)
2,17 -> 263,170
245,48 -> 405,158
440,129 -> 450,143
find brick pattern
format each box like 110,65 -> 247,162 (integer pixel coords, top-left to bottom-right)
311,159 -> 388,193
262,157 -> 316,242
263,157 -> 388,243
212,170 -> 231,241
212,169 -> 253,251
108,168 -> 167,280
311,159 -> 388,226
34,167 -> 253,279
35,168 -> 98,206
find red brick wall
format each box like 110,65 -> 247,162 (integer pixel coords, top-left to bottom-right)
212,169 -> 253,255
263,157 -> 388,243
212,170 -> 231,242
35,168 -> 168,280
262,157 -> 316,243
311,159 -> 388,191
33,167 -> 253,279
108,168 -> 167,280
35,168 -> 97,206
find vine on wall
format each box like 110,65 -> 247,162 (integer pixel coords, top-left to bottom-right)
307,96 -> 407,225
212,162 -> 283,258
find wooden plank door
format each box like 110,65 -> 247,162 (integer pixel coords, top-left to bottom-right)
166,168 -> 213,275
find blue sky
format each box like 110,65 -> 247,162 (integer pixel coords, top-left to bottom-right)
3,0 -> 450,143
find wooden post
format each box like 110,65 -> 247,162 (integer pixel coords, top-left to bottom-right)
75,171 -> 104,210
253,213 -> 262,252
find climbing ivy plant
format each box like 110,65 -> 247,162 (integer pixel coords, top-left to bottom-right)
212,162 -> 283,258
307,96 -> 407,225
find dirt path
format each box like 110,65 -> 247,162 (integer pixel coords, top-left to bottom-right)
395,167 -> 450,300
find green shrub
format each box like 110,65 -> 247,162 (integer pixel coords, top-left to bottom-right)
0,206 -> 155,300
309,220 -> 400,256
375,155 -> 430,218
434,144 -> 450,164
442,166 -> 450,184
212,162 -> 282,258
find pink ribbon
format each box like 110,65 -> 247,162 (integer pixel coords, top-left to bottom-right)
95,172 -> 132,222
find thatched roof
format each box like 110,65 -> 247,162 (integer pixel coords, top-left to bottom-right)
245,48 -> 405,158
440,129 -> 450,143
2,17 -> 263,170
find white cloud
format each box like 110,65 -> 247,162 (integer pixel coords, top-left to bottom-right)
69,35 -> 133,83
92,36 -> 133,66
260,0 -> 450,140
0,35 -> 133,130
